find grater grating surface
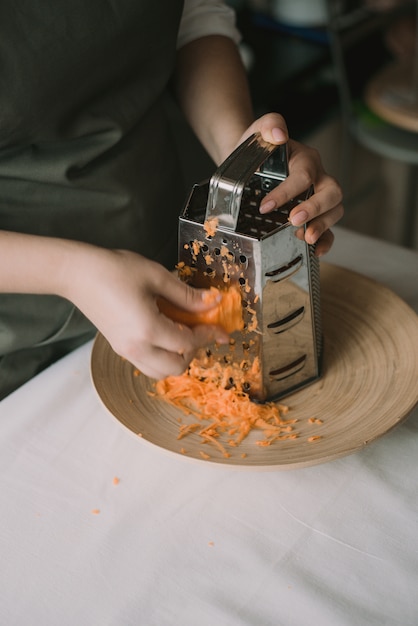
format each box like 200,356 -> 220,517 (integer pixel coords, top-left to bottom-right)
178,133 -> 322,402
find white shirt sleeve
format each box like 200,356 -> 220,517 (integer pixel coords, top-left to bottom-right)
177,0 -> 242,50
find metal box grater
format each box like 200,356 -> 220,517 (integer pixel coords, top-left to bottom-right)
178,133 -> 322,402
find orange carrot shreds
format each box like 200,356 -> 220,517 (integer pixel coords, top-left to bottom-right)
199,450 -> 211,460
157,284 -> 244,334
204,217 -> 219,238
176,423 -> 200,440
175,261 -> 196,280
201,433 -> 230,458
112,477 -> 120,486
191,239 -> 203,258
155,356 -> 295,452
208,541 -> 215,547
308,436 -> 322,442
180,447 -> 187,455
91,509 -> 100,515
133,369 -> 141,377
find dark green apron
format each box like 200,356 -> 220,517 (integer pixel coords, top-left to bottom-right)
0,0 -> 188,398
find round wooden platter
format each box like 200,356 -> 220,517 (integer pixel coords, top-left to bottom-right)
90,263 -> 418,470
365,62 -> 418,133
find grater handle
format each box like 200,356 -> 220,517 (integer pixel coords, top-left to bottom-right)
205,133 -> 289,231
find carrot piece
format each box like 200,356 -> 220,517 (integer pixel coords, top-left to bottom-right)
157,284 -> 244,334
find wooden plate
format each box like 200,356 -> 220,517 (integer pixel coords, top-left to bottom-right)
365,62 -> 418,133
90,263 -> 418,470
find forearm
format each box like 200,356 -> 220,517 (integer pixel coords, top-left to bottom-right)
174,35 -> 254,164
0,230 -> 89,298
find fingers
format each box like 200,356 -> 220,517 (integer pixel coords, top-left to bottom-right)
158,270 -> 221,314
111,260 -> 231,379
236,112 -> 289,148
294,224 -> 335,256
260,142 -> 323,211
119,320 -> 226,380
313,229 -> 335,257
259,139 -> 344,251
302,201 -> 344,246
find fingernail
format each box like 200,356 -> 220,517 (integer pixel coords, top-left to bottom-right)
272,127 -> 286,142
290,210 -> 308,226
259,200 -> 276,214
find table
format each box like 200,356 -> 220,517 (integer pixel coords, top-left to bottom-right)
1,226 -> 417,626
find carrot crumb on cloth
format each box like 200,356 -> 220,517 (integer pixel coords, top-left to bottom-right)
91,509 -> 100,515
112,477 -> 120,486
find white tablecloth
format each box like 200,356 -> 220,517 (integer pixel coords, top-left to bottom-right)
1,227 -> 417,626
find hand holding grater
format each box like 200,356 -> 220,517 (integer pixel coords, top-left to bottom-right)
178,133 -> 322,402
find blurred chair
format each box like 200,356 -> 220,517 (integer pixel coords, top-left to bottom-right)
325,0 -> 418,247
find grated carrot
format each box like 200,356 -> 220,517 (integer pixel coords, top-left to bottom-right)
204,217 -> 219,238
155,355 -> 298,454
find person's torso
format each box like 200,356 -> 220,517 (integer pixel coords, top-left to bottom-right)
0,0 -> 187,381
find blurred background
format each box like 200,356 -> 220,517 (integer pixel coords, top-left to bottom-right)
225,0 -> 418,248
